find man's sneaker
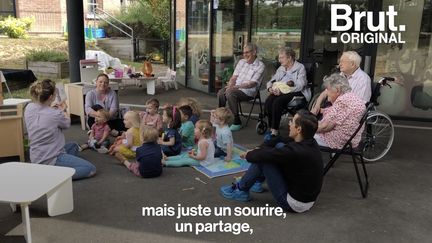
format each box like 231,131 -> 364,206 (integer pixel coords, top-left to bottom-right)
220,183 -> 250,202
263,131 -> 272,142
229,124 -> 242,131
250,181 -> 264,193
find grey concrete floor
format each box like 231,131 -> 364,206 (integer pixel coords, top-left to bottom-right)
1,85 -> 432,243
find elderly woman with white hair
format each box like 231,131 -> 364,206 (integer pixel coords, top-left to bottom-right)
264,46 -> 310,137
314,74 -> 366,149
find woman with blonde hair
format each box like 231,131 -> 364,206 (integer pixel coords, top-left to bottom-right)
25,79 -> 96,180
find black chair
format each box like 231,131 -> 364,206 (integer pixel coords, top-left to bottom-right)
319,103 -> 373,198
238,77 -> 266,127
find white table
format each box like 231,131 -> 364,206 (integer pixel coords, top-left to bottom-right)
3,98 -> 32,106
0,162 -> 75,243
108,74 -> 157,95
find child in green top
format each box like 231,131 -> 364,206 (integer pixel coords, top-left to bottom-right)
178,105 -> 195,148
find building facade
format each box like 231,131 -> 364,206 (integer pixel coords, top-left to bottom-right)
0,0 -> 127,35
171,0 -> 432,120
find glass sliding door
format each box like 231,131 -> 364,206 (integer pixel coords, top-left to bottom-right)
212,0 -> 250,93
312,0 -> 370,86
374,0 -> 432,119
175,0 -> 186,85
187,0 -> 211,92
251,0 -> 304,78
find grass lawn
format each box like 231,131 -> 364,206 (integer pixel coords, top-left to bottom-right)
1,36 -> 166,99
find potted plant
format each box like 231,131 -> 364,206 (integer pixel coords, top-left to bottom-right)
25,50 -> 69,78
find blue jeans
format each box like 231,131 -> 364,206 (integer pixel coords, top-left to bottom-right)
238,163 -> 293,212
56,142 -> 97,180
214,141 -> 227,158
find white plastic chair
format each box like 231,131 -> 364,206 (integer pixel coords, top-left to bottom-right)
79,59 -> 100,83
157,68 -> 178,91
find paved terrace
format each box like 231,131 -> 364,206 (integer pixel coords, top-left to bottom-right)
1,85 -> 431,242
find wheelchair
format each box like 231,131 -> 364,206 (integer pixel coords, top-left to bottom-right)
255,62 -> 318,135
361,77 -> 395,162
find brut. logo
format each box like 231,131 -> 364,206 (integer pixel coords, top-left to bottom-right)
330,4 -> 405,44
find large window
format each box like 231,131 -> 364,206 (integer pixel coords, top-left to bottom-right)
187,0 -> 211,92
213,0 -> 250,93
175,0 -> 186,85
374,0 -> 432,119
251,0 -> 304,80
0,0 -> 15,17
87,0 -> 98,19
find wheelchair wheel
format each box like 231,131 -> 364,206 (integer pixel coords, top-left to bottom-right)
256,120 -> 268,135
362,111 -> 394,162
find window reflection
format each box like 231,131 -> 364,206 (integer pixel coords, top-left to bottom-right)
374,0 -> 432,119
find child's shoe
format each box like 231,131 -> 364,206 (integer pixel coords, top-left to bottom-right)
220,183 -> 250,202
97,146 -> 109,154
110,129 -> 119,137
78,144 -> 89,152
229,124 -> 242,131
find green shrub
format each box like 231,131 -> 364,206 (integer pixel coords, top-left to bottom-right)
25,49 -> 68,62
100,0 -> 169,39
0,16 -> 34,38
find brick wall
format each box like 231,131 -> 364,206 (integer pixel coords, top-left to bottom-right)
16,0 -> 64,34
14,0 -> 128,35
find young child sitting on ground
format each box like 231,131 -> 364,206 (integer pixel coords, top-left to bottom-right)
177,97 -> 202,125
109,111 -> 142,164
139,98 -> 163,132
80,109 -> 111,153
120,125 -> 163,178
163,120 -> 216,167
211,107 -> 234,162
158,106 -> 182,157
178,105 -> 195,148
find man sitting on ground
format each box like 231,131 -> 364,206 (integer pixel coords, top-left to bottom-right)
217,43 -> 265,131
220,110 -> 323,213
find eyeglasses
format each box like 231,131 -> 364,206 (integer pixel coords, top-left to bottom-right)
243,50 -> 252,55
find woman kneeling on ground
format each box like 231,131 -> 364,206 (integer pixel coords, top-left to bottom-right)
25,79 -> 96,180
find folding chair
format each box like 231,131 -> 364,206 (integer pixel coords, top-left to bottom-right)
320,103 -> 372,198
238,77 -> 265,127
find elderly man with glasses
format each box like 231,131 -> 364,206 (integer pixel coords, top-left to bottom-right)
217,43 -> 265,131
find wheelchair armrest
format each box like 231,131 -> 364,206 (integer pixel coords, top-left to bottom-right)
287,96 -> 306,107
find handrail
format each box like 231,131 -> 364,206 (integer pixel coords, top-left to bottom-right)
88,3 -> 135,60
94,7 -> 133,39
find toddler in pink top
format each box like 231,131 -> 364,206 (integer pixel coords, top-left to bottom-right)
80,110 -> 111,153
139,98 -> 163,132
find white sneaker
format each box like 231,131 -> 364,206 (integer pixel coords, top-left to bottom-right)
110,129 -> 119,137
97,146 -> 109,154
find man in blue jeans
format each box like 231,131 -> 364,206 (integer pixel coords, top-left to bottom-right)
220,110 -> 323,213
